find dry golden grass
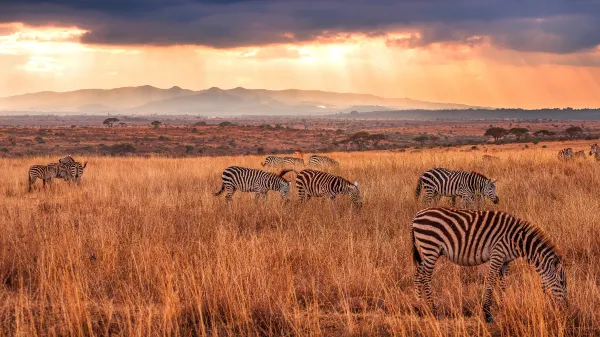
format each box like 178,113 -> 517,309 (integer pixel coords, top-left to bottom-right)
1,144 -> 599,336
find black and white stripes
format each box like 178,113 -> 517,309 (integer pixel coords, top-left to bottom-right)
411,207 -> 567,323
558,148 -> 574,161
261,156 -> 304,169
295,169 -> 362,207
28,163 -> 70,192
590,143 -> 599,161
415,168 -> 499,207
307,155 -> 339,168
215,166 -> 293,201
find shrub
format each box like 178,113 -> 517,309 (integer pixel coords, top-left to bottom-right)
34,136 -> 45,144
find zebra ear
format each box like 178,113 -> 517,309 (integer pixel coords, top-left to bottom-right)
490,179 -> 497,183
354,181 -> 358,187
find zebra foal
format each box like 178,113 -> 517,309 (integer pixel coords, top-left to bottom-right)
295,169 -> 362,208
411,207 -> 567,323
415,168 -> 499,207
215,166 -> 293,201
28,163 -> 70,192
558,148 -> 574,161
590,143 -> 599,161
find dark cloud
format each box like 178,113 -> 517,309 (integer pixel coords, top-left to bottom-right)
1,0 -> 599,53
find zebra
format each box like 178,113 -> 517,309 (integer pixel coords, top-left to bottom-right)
573,150 -> 587,159
307,155 -> 340,168
64,161 -> 88,183
590,143 -> 599,161
59,155 -> 75,165
214,166 -> 293,201
28,163 -> 70,192
481,154 -> 500,162
295,169 -> 362,208
415,168 -> 499,207
261,156 -> 304,169
558,148 -> 574,161
411,207 -> 567,323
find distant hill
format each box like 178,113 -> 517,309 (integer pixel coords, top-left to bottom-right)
334,108 -> 600,120
0,85 -> 478,115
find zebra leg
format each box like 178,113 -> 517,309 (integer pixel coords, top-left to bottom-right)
415,250 -> 441,319
451,196 -> 457,207
483,253 -> 506,323
499,262 -> 511,293
224,186 -> 235,202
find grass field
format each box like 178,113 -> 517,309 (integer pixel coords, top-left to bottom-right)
0,142 -> 599,336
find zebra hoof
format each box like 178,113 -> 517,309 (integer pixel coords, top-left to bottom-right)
485,313 -> 494,323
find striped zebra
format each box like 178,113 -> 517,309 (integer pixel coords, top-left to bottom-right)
558,148 -> 574,161
411,207 -> 567,323
214,166 -> 293,201
307,155 -> 340,168
590,143 -> 599,161
415,168 -> 499,207
573,150 -> 587,159
295,169 -> 362,208
261,156 -> 304,169
28,163 -> 70,192
64,161 -> 88,183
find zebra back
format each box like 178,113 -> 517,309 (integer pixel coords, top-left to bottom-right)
307,155 -> 339,168
573,150 -> 586,159
261,156 -> 304,168
295,169 -> 362,206
59,155 -> 76,165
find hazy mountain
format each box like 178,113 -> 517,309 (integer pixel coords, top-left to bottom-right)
0,85 -> 477,115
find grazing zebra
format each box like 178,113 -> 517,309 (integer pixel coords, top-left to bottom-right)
28,163 -> 70,192
412,207 -> 567,323
307,155 -> 340,168
295,169 -> 362,208
415,168 -> 499,207
214,166 -> 293,201
64,161 -> 88,183
481,154 -> 500,161
590,143 -> 599,161
573,150 -> 587,159
261,156 -> 304,169
558,148 -> 574,161
59,155 -> 75,165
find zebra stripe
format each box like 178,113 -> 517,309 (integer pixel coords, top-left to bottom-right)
214,166 -> 293,201
307,155 -> 340,168
558,148 -> 574,161
573,150 -> 587,159
411,207 -> 567,323
590,143 -> 599,161
65,161 -> 88,183
415,168 -> 499,207
261,156 -> 304,168
28,163 -> 69,192
295,169 -> 362,207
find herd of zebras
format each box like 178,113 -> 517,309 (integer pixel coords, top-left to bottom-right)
214,150 -> 572,323
24,145 -> 584,323
27,155 -> 87,192
558,143 -> 600,161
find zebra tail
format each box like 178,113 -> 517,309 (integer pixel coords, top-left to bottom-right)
82,161 -> 88,169
214,183 -> 225,196
415,178 -> 423,199
411,229 -> 422,265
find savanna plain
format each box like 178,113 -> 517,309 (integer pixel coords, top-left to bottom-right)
1,143 -> 599,336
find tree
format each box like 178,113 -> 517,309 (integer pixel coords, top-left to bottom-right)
349,131 -> 370,148
367,134 -> 387,147
508,127 -> 529,141
103,117 -> 119,127
413,135 -> 429,146
151,121 -> 162,128
118,122 -> 126,127
565,126 -> 583,138
533,130 -> 554,138
219,121 -> 234,127
484,127 -> 507,141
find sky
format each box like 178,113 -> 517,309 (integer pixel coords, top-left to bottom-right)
1,0 -> 600,108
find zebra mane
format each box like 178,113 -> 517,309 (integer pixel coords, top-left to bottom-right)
522,220 -> 563,261
471,171 -> 491,181
277,169 -> 296,178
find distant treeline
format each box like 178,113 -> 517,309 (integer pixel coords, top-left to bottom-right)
334,108 -> 600,120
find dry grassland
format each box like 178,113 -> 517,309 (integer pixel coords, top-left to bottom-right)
0,143 -> 599,336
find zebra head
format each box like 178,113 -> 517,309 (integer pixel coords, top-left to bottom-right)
542,257 -> 568,307
278,180 -> 292,200
590,143 -> 599,156
348,181 -> 363,208
484,179 -> 499,204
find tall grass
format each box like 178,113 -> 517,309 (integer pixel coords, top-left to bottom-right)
0,149 -> 598,336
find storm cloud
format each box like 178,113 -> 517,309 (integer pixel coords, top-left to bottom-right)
1,0 -> 600,53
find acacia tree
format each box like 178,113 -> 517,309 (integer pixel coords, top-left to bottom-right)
413,135 -> 429,146
151,121 -> 162,128
103,117 -> 119,127
508,127 -> 529,141
484,127 -> 507,141
565,126 -> 583,138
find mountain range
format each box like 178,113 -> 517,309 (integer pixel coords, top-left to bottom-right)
0,85 -> 478,115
